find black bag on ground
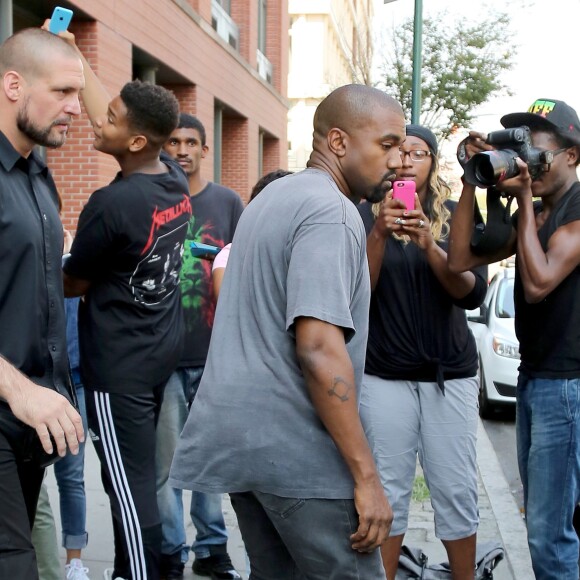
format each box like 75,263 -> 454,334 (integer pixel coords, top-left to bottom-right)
396,541 -> 504,579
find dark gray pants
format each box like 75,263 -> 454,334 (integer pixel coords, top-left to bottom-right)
0,413 -> 45,580
230,491 -> 386,580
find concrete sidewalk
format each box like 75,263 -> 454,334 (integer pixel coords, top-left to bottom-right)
400,420 -> 533,579
44,418 -> 532,579
45,444 -> 247,579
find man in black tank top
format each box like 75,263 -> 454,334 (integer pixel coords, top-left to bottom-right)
448,98 -> 580,580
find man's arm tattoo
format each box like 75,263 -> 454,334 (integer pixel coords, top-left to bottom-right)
328,376 -> 353,402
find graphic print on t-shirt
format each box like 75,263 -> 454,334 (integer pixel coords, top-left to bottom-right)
180,216 -> 224,331
131,220 -> 188,306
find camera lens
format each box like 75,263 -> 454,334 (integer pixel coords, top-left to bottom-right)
464,150 -> 520,187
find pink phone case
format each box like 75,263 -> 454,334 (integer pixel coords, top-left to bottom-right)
392,180 -> 416,211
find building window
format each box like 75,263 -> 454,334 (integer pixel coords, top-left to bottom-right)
211,0 -> 239,50
256,49 -> 272,84
214,0 -> 231,14
258,0 -> 267,54
256,0 -> 272,83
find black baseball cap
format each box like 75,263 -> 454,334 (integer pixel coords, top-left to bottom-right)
406,124 -> 438,155
501,98 -> 580,146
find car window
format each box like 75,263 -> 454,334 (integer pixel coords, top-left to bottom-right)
495,278 -> 515,318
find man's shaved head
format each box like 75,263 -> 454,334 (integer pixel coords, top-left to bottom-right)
0,28 -> 80,80
313,84 -> 403,139
0,28 -> 84,156
308,84 -> 405,203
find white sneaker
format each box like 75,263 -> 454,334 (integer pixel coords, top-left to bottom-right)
65,558 -> 90,580
102,568 -> 127,580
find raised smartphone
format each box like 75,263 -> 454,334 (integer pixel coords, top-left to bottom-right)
392,180 -> 416,212
49,6 -> 74,34
190,241 -> 220,260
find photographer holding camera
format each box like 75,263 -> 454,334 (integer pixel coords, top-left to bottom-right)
448,98 -> 580,580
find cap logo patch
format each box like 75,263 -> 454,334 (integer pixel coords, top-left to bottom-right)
528,99 -> 556,118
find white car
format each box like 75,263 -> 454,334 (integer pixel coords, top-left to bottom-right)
467,267 -> 519,417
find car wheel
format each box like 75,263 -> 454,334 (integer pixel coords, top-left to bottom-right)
478,358 -> 495,419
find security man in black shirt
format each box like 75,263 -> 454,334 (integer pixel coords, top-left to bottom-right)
0,28 -> 85,578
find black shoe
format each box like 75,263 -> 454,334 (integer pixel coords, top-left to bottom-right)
192,554 -> 242,579
160,553 -> 184,579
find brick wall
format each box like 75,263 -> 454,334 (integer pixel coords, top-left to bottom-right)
167,84 -> 198,116
187,0 -> 212,23
267,0 -> 289,95
263,134 -> 282,175
45,0 -> 287,224
49,21 -> 132,232
222,114 -> 250,200
231,0 -> 257,65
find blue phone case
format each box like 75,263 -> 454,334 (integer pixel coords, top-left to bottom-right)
49,7 -> 73,34
190,241 -> 220,258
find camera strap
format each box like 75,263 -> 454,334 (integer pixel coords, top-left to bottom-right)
470,187 -> 514,256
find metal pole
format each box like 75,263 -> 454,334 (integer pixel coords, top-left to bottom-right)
410,0 -> 423,124
0,0 -> 13,44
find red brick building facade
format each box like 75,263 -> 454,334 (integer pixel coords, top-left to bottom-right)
7,0 -> 289,230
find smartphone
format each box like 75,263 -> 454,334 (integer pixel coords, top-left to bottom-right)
190,241 -> 220,260
49,6 -> 74,34
392,180 -> 416,212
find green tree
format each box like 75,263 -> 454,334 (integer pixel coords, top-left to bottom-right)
377,11 -> 516,139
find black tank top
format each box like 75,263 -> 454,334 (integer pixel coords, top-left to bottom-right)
515,182 -> 580,377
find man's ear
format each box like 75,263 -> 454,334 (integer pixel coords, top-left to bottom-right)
327,127 -> 347,157
201,144 -> 209,159
129,134 -> 147,153
3,71 -> 24,102
567,145 -> 580,167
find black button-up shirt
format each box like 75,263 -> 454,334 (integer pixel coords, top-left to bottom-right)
0,131 -> 71,399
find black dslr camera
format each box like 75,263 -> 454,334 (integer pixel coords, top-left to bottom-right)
463,126 -> 557,187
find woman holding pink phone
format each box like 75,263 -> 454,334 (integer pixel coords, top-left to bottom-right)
357,125 -> 488,580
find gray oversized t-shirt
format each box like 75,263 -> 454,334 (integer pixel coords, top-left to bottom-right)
169,168 -> 370,499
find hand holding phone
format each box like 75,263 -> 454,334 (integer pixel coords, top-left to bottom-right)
392,180 -> 416,212
49,7 -> 73,34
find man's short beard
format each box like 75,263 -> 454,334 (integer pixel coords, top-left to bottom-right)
365,183 -> 387,204
17,104 -> 67,149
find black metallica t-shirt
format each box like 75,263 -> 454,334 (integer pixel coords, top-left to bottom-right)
64,154 -> 192,393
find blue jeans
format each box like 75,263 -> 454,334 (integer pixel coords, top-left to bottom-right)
156,367 -> 228,561
53,381 -> 89,550
517,374 -> 580,579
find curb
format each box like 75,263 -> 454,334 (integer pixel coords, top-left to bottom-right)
476,419 -> 534,578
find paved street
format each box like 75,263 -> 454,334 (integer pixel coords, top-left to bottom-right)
45,443 -> 248,579
482,408 -> 524,514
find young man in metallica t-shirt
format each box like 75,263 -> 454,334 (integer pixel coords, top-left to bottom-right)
58,30 -> 191,580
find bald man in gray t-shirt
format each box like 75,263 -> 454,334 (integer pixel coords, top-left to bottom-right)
170,84 -> 406,579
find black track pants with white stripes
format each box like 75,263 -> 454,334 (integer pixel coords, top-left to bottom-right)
86,387 -> 165,580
